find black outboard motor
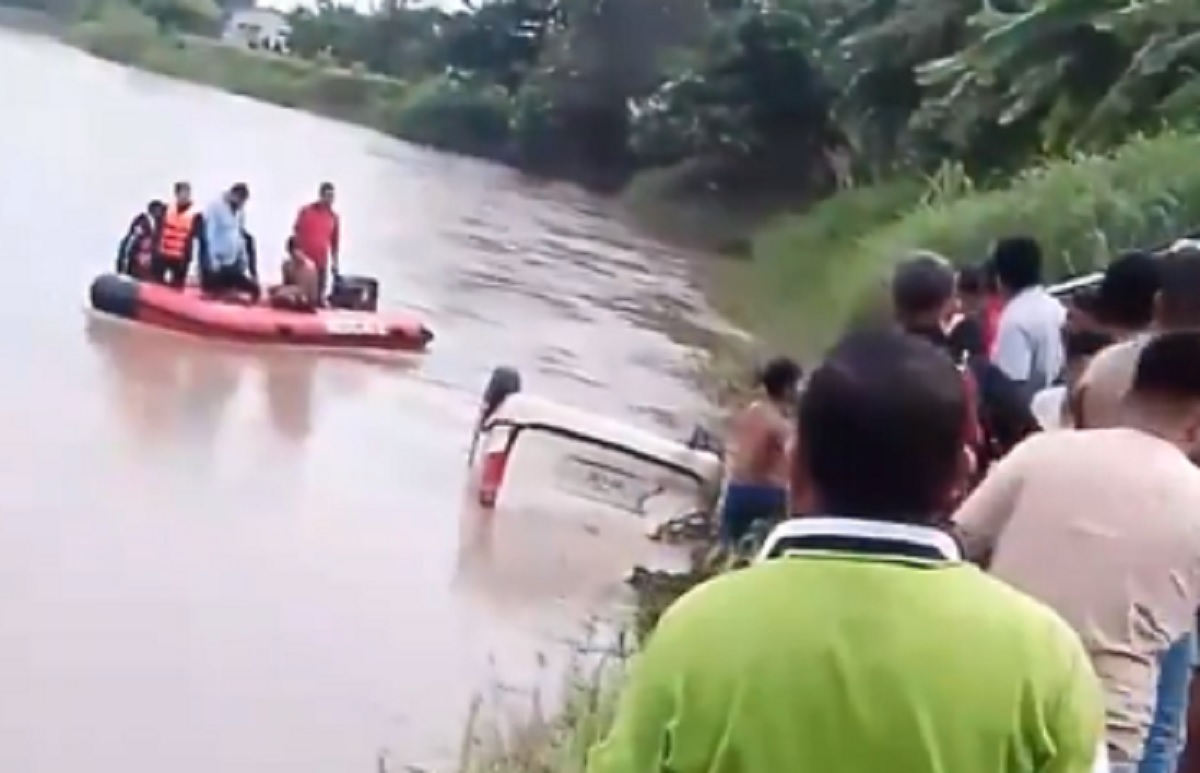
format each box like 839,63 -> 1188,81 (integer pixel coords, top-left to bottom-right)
329,275 -> 380,312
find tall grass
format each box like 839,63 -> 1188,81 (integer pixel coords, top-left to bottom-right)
742,131 -> 1200,355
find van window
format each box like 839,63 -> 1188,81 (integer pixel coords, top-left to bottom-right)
488,422 -> 714,520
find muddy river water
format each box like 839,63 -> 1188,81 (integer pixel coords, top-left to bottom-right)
0,29 -> 719,773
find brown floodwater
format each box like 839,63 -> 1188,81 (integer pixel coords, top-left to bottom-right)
0,28 -> 720,773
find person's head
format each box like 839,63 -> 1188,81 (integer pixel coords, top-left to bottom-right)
1095,250 -> 1159,333
797,329 -> 969,522
173,181 -> 192,207
147,199 -> 166,220
1124,331 -> 1200,456
758,356 -> 802,404
227,183 -> 250,211
318,181 -> 335,208
1154,244 -> 1200,330
1062,327 -> 1113,387
991,236 -> 1044,296
891,252 -> 957,331
1066,287 -> 1104,333
955,263 -> 992,314
285,235 -> 300,258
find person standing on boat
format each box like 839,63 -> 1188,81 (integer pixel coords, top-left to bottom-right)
292,182 -> 340,304
117,199 -> 165,279
717,357 -> 802,547
149,182 -> 205,289
201,183 -> 261,303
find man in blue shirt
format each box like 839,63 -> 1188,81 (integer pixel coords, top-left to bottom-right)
201,183 -> 261,303
991,236 -> 1067,399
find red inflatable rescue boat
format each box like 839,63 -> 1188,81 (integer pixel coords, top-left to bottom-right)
88,273 -> 433,352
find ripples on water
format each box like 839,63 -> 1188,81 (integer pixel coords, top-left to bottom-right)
0,27 -> 724,773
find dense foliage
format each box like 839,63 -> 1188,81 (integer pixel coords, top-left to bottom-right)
10,0 -> 1200,195
275,0 -> 1200,191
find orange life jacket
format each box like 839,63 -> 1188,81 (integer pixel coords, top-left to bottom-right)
158,204 -> 197,261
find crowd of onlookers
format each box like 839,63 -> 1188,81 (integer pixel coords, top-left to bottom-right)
588,236 -> 1200,772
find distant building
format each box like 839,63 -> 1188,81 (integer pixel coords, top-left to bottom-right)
222,7 -> 291,52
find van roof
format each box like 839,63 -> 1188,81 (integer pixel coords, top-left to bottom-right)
486,393 -> 722,482
1048,271 -> 1103,298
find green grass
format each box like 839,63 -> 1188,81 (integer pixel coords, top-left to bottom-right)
455,652 -> 624,773
738,131 -> 1200,355
68,9 -> 411,128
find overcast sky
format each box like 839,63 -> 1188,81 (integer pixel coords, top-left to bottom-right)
259,0 -> 463,11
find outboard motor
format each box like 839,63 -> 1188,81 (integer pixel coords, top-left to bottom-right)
472,366 -> 523,508
329,275 -> 380,312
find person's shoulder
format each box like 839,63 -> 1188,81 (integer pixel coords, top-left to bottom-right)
954,565 -> 1086,658
655,563 -> 787,635
1079,336 -> 1141,386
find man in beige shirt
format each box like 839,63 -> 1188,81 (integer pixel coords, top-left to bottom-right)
1074,245 -> 1199,429
954,331 -> 1200,770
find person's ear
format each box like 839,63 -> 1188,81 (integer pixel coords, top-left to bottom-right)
1179,404 -> 1200,452
941,444 -> 975,516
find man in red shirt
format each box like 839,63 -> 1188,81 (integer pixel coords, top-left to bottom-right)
292,182 -> 340,303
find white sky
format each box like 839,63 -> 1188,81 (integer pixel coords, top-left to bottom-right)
257,0 -> 464,11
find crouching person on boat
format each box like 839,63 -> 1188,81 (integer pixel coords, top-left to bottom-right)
201,183 -> 261,303
116,199 -> 165,279
267,237 -> 322,311
150,182 -> 204,289
717,357 -> 802,548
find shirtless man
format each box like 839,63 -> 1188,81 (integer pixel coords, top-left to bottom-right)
718,357 -> 802,546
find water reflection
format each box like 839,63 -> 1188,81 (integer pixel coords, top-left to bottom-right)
85,317 -> 316,448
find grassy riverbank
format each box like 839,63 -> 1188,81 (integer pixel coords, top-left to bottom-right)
726,131 -> 1200,356
67,7 -> 412,130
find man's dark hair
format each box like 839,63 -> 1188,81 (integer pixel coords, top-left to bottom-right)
1157,247 -> 1200,328
1095,250 -> 1159,330
992,236 -> 1044,292
759,357 -> 802,400
892,253 -> 955,320
173,181 -> 190,195
798,329 -> 966,521
147,199 -> 166,217
230,182 -> 250,197
1131,331 -> 1200,403
319,181 -> 335,194
1064,328 -> 1113,362
957,265 -> 985,297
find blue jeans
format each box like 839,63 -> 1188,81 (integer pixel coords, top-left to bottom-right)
718,483 -> 787,546
1139,632 -> 1196,773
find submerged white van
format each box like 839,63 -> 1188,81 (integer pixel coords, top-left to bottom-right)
467,367 -> 723,527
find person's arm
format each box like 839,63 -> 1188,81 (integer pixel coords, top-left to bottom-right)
992,318 -> 1034,392
193,212 -> 210,273
950,436 -> 1033,566
149,212 -> 164,255
1177,661 -> 1200,773
330,214 -> 340,272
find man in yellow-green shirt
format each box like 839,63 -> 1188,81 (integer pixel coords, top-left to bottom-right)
589,329 -> 1105,773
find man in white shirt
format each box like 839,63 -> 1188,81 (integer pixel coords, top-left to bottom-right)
991,236 -> 1067,399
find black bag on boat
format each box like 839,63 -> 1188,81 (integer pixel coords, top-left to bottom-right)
328,274 -> 379,312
